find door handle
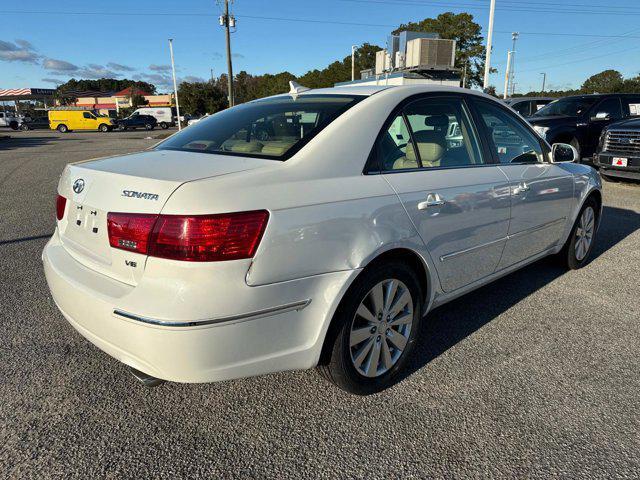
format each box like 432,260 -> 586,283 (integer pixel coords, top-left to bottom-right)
418,193 -> 446,210
513,182 -> 530,195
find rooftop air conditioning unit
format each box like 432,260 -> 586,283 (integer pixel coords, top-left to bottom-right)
375,50 -> 391,74
406,38 -> 456,69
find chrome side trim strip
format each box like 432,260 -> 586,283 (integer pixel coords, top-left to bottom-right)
440,217 -> 566,262
113,299 -> 311,328
440,237 -> 505,262
508,217 -> 566,240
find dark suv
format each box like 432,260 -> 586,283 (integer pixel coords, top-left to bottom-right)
528,93 -> 640,163
116,113 -> 157,131
594,116 -> 640,181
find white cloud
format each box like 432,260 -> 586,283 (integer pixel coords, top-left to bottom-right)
107,62 -> 135,72
182,75 -> 206,83
43,58 -> 79,72
0,39 -> 39,63
149,64 -> 172,72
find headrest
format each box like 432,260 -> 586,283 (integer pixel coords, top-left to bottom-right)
424,114 -> 449,129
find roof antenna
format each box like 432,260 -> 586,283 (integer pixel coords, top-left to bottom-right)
289,81 -> 310,97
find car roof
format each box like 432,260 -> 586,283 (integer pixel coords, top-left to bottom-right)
505,97 -> 554,104
266,84 -> 497,102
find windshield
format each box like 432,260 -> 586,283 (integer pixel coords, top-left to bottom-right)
533,97 -> 598,117
156,94 -> 365,160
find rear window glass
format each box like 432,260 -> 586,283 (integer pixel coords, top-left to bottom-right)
156,94 -> 364,160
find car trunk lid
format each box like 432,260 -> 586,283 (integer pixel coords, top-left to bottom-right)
56,150 -> 271,285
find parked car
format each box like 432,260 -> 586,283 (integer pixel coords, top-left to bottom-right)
129,107 -> 174,129
504,97 -> 553,117
49,110 -> 115,133
20,116 -> 50,130
43,85 -> 602,394
0,111 -> 20,130
593,117 -> 640,181
528,93 -> 640,163
116,114 -> 157,131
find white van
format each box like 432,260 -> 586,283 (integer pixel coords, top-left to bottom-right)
130,107 -> 174,129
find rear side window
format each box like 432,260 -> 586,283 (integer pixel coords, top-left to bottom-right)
623,96 -> 640,116
377,96 -> 483,172
157,94 -> 364,160
593,97 -> 623,120
474,100 -> 543,164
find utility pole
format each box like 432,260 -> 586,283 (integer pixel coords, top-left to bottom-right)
540,72 -> 547,92
462,61 -> 467,88
351,45 -> 358,82
503,51 -> 512,99
168,38 -> 181,131
483,0 -> 496,90
508,32 -> 519,96
211,68 -> 215,83
219,0 -> 235,107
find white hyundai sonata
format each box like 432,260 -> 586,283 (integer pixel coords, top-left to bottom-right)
43,84 -> 602,394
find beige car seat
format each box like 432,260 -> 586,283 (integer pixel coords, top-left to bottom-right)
393,114 -> 449,169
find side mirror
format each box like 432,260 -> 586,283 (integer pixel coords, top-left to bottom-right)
552,143 -> 578,163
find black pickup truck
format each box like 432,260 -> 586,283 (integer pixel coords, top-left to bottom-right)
594,117 -> 640,181
528,93 -> 640,163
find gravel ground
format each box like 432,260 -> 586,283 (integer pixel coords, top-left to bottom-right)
1,130 -> 639,479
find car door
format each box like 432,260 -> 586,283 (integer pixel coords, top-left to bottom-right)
584,97 -> 623,157
82,111 -> 94,129
471,98 -> 574,270
376,95 -> 511,293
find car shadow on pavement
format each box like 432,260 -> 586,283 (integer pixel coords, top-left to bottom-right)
0,136 -> 61,151
400,205 -> 640,383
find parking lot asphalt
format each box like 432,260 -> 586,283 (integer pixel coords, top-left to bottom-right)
1,130 -> 639,479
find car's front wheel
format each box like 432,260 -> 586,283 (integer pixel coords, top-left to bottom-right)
20,123 -> 30,131
559,197 -> 598,269
145,123 -> 154,130
318,261 -> 423,395
99,124 -> 109,132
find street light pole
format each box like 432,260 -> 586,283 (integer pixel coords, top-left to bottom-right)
221,0 -> 235,107
540,72 -> 547,92
483,0 -> 496,90
351,45 -> 358,82
503,51 -> 512,100
509,32 -> 519,96
168,38 -> 181,131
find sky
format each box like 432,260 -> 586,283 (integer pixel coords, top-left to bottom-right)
1,0 -> 639,95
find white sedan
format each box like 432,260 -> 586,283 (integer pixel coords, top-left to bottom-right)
43,85 -> 602,394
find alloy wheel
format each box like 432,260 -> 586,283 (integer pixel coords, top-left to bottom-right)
575,206 -> 595,261
349,279 -> 413,378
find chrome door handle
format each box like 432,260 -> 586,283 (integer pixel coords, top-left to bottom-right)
513,182 -> 530,195
418,193 -> 446,210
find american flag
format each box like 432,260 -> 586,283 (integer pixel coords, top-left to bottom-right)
0,88 -> 32,96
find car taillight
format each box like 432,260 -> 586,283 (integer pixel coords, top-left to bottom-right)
107,213 -> 157,255
106,210 -> 269,262
56,195 -> 67,220
149,211 -> 269,261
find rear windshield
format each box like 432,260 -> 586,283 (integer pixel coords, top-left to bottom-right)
156,94 -> 365,160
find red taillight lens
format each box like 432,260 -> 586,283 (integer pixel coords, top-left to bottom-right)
106,210 -> 269,262
149,210 -> 269,261
107,213 -> 157,255
56,195 -> 67,220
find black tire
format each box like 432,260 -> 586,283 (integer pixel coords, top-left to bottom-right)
570,138 -> 582,163
145,123 -> 154,130
318,261 -> 424,395
99,123 -> 109,132
57,124 -> 68,133
558,196 -> 598,270
159,122 -> 168,129
9,120 -> 19,130
20,123 -> 30,131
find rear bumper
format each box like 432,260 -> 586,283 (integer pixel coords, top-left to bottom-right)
43,230 -> 359,383
595,153 -> 640,179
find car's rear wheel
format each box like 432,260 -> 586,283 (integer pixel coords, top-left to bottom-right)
559,197 -> 598,270
159,122 -> 168,129
57,124 -> 68,133
318,261 -> 423,395
20,123 -> 30,131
